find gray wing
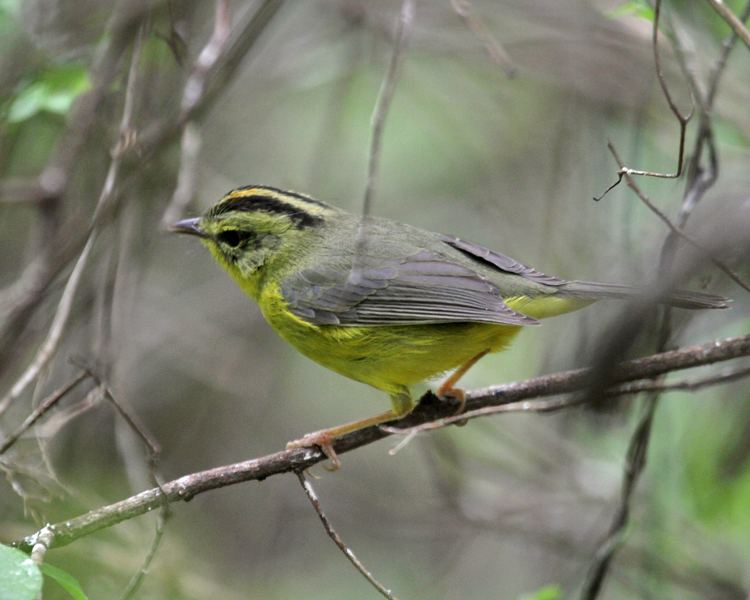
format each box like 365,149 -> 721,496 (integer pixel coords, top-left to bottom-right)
439,235 -> 566,287
282,248 -> 540,327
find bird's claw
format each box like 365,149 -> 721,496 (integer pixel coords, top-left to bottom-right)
436,387 -> 469,426
287,431 -> 341,470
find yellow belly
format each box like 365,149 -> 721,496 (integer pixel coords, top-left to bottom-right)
258,282 -> 522,397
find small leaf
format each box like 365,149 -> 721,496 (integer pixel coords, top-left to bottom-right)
7,64 -> 91,123
40,563 -> 89,600
518,583 -> 562,600
0,544 -> 43,600
607,0 -> 655,22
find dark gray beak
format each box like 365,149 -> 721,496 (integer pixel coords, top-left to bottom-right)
170,217 -> 207,238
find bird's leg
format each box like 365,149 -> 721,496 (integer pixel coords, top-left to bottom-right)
287,388 -> 413,470
437,350 -> 489,414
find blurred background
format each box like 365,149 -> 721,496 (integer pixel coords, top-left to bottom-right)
1,0 -> 750,598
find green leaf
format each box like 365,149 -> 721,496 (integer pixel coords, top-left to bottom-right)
7,64 -> 91,123
607,0 -> 655,22
518,584 -> 562,600
40,563 -> 89,600
0,544 -> 42,600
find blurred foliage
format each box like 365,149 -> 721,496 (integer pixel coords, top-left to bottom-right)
5,64 -> 90,123
0,1 -> 749,599
519,584 -> 562,600
608,1 -> 655,22
0,543 -> 41,600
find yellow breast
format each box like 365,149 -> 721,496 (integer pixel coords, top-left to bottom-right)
258,281 -> 522,396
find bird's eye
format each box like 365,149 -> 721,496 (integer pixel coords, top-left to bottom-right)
217,230 -> 251,247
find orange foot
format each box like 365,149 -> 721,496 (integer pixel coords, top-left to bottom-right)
436,383 -> 466,412
286,409 -> 401,471
287,430 -> 341,470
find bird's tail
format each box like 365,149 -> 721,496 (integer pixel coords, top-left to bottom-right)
559,280 -> 730,310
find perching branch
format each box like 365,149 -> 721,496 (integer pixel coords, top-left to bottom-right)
12,333 -> 750,553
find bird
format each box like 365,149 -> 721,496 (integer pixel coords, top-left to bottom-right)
171,185 -> 728,467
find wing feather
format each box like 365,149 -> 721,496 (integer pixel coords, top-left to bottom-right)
439,234 -> 566,286
282,248 -> 539,327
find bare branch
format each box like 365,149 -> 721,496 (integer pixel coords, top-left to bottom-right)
582,6 -> 750,593
0,372 -> 89,455
668,1 -> 750,225
579,391 -> 659,600
384,365 -> 750,434
0,21 -> 147,417
160,0 -> 231,227
118,506 -> 169,600
296,472 -> 398,600
361,0 -> 414,220
451,0 -> 517,77
0,10 -> 142,368
611,365 -> 750,394
594,0 -> 693,201
12,333 -> 750,553
606,142 -> 750,293
0,238 -> 95,416
706,0 -> 750,50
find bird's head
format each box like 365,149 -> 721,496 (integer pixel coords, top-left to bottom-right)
171,185 -> 335,295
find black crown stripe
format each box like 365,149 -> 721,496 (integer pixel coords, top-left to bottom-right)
210,194 -> 324,228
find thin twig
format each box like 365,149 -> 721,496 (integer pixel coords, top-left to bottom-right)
180,0 -> 231,119
383,364 -> 750,434
353,0 -> 414,282
160,0 -> 231,227
705,1 -> 750,109
75,361 -> 170,599
594,0 -> 693,201
118,506 -> 169,600
450,0 -> 517,77
612,365 -> 750,394
581,5 -> 749,594
160,123 -> 202,227
75,361 -> 161,469
0,22 -> 147,417
361,0 -> 414,220
706,0 -> 750,50
0,1 -> 283,373
579,391 -> 659,600
669,1 -> 750,227
0,238 -> 95,417
296,472 -> 398,600
0,372 -> 89,455
12,333 -> 750,553
606,142 -> 750,293
0,5 -> 142,360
